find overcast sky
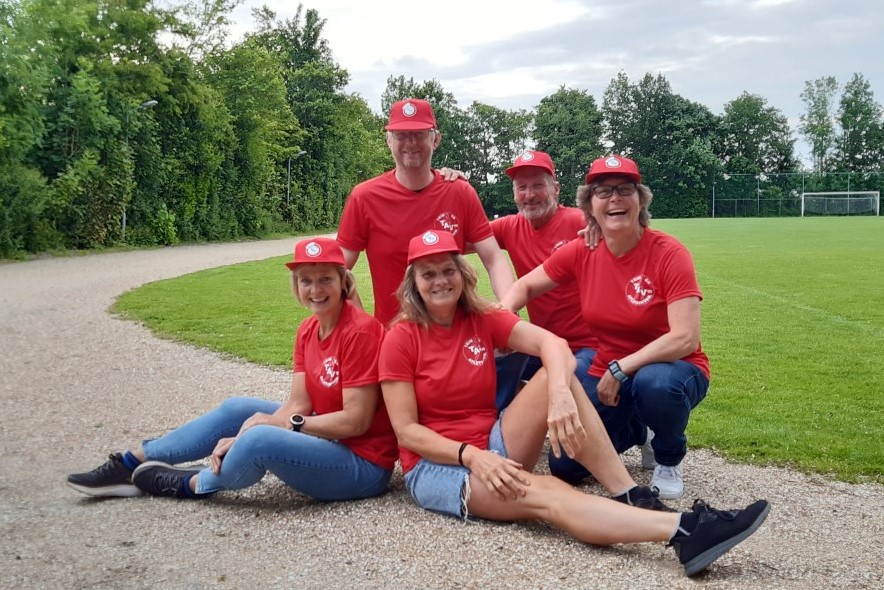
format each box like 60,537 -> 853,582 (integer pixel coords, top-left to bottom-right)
230,0 -> 882,163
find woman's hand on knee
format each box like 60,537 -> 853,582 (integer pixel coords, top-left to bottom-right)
547,389 -> 586,459
467,449 -> 529,501
210,437 -> 236,474
238,412 -> 282,436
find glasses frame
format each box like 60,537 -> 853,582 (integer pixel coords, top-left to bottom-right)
591,182 -> 638,199
388,129 -> 437,142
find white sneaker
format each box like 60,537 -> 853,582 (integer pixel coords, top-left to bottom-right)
640,428 -> 656,470
651,462 -> 684,500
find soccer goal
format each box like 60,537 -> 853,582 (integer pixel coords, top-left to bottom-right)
800,191 -> 880,217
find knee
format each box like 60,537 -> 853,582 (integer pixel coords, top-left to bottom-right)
231,425 -> 279,456
217,396 -> 267,420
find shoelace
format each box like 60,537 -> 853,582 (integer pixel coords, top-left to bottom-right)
91,454 -> 124,476
656,464 -> 681,480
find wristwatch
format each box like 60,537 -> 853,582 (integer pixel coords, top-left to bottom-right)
289,414 -> 306,432
607,360 -> 630,384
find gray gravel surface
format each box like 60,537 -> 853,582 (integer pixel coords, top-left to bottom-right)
1,239 -> 882,590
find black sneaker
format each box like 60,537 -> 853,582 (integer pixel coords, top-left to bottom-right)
67,453 -> 143,497
613,485 -> 675,512
670,499 -> 771,577
132,461 -> 206,499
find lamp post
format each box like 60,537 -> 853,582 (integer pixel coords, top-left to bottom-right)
122,99 -> 158,241
286,149 -> 308,209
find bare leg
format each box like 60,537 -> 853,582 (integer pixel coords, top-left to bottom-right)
467,471 -> 677,545
502,369 -> 636,495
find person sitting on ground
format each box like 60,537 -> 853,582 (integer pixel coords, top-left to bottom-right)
377,229 -> 769,577
67,237 -> 398,502
502,155 -> 710,500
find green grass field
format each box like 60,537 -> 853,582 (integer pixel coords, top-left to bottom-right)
113,217 -> 884,484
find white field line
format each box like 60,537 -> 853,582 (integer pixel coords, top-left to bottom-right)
703,275 -> 884,340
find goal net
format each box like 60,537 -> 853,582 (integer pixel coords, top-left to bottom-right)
800,191 -> 880,217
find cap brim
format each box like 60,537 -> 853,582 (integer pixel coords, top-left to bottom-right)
385,122 -> 435,131
505,163 -> 555,179
585,172 -> 642,184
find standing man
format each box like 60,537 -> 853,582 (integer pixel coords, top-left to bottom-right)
492,150 -> 598,409
337,98 -> 514,325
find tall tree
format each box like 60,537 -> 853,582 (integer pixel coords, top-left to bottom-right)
461,101 -> 532,214
833,73 -> 883,173
534,86 -> 603,201
602,72 -> 720,217
716,92 -> 798,174
799,76 -> 839,173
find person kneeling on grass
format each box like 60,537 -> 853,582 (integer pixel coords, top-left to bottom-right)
67,238 -> 398,502
378,230 -> 770,577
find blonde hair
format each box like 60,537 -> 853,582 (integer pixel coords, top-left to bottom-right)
392,253 -> 499,329
289,264 -> 357,306
576,182 -> 654,228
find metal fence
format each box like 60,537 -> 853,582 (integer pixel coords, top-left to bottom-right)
711,172 -> 884,218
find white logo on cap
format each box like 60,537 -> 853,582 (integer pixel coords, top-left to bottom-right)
305,241 -> 322,257
520,151 -> 535,162
422,231 -> 439,245
402,102 -> 417,117
605,157 -> 622,169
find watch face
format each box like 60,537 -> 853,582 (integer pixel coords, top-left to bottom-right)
290,414 -> 305,430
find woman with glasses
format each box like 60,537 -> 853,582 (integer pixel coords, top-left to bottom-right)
502,155 -> 709,501
380,229 -> 769,578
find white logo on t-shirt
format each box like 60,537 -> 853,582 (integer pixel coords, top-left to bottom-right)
626,275 -> 655,306
435,212 -> 460,236
319,356 -> 341,387
462,337 -> 488,367
551,239 -> 569,253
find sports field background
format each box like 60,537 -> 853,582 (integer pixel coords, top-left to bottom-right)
114,217 -> 884,484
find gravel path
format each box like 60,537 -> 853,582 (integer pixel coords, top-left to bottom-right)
1,239 -> 882,589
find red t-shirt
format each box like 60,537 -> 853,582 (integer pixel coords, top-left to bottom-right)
491,206 -> 598,350
378,308 -> 520,473
543,228 -> 710,379
295,301 -> 399,469
337,170 -> 494,325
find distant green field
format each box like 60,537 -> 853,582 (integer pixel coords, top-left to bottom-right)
114,217 -> 884,484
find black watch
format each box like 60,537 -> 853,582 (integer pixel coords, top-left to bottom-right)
289,414 -> 305,432
607,360 -> 630,384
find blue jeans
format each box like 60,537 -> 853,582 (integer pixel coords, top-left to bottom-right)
549,360 -> 709,484
496,348 -> 596,410
141,397 -> 392,501
494,352 -> 530,411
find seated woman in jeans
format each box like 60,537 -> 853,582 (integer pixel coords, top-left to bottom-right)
503,155 -> 709,501
379,230 -> 769,577
67,237 -> 397,502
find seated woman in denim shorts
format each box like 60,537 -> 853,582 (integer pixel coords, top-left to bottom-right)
378,230 -> 770,577
68,238 -> 398,503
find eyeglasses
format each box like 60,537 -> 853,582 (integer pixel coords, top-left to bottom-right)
389,130 -> 436,142
591,183 -> 637,199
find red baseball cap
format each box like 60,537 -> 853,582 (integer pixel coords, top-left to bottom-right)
585,155 -> 642,184
285,237 -> 346,270
504,150 -> 556,179
406,230 -> 459,265
385,98 -> 437,131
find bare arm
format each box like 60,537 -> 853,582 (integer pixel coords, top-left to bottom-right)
499,264 -> 559,313
596,297 -> 701,406
382,380 -> 529,500
472,236 -> 514,301
619,297 -> 701,374
506,321 -> 584,458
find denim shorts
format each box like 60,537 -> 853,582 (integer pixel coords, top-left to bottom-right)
403,415 -> 508,520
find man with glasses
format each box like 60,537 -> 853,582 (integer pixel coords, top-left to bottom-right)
502,155 -> 710,500
337,98 -> 514,325
490,150 -> 598,410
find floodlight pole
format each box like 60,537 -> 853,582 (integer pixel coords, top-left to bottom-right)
712,181 -> 716,218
